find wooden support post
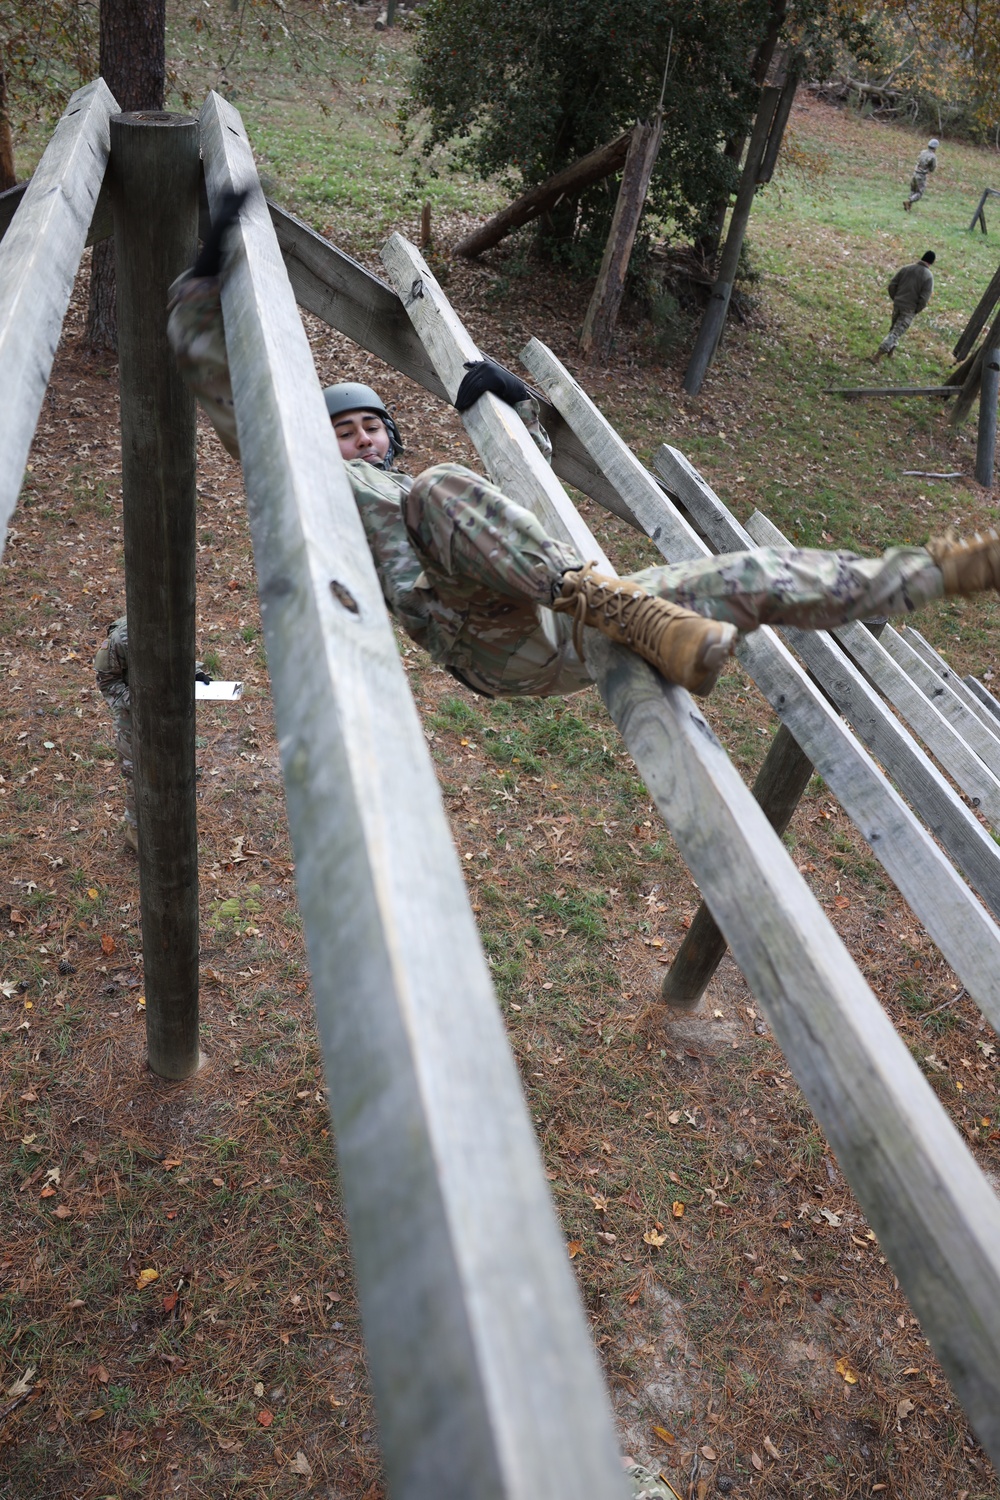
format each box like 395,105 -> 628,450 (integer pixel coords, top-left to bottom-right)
453,132 -> 632,259
951,304 -> 1000,427
975,347 -> 1000,488
683,86 -> 780,396
953,259 -> 1000,361
824,385 -> 957,399
968,188 -> 1000,234
579,116 -> 663,362
0,80 -> 117,557
757,60 -> 799,185
661,723 -> 814,1008
112,111 -> 201,1080
419,201 -> 431,249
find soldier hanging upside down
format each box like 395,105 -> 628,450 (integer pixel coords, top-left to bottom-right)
98,194 -> 1000,847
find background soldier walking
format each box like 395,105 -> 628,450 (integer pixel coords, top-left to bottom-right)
904,138 -> 938,209
872,250 -> 935,362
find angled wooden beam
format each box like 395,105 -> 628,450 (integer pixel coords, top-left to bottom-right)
0,78 -> 118,559
379,250 -> 1000,1461
656,444 -> 1000,929
953,258 -> 1000,361
875,627 -> 1000,776
198,92 -> 629,1500
824,385 -> 957,398
580,116 -> 664,361
966,675 -> 1000,725
901,626 -> 1000,739
519,337 -> 1000,1028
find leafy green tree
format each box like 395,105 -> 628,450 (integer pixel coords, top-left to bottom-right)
408,0 -> 878,258
0,1 -> 97,186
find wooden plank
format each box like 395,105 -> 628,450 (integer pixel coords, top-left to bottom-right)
953,258 -> 1000,360
580,116 -> 664,361
379,258 -> 1000,1463
267,200 -> 639,527
453,132 -> 632,259
900,626 -> 1000,738
966,675 -> 1000,725
198,93 -> 629,1500
519,338 -> 1000,1028
742,510 -> 1000,832
951,303 -> 1000,427
0,175 -> 113,247
653,444 -> 1000,930
824,385 -> 957,397
0,78 -> 117,559
876,625 -> 1000,773
113,112 -> 201,1079
975,347 -> 1000,487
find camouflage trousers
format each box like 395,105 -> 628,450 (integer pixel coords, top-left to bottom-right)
907,170 -> 928,205
395,464 -> 945,697
877,306 -> 916,356
94,618 -> 135,833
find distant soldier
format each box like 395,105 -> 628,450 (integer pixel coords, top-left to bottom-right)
904,138 -> 938,210
872,250 -> 935,362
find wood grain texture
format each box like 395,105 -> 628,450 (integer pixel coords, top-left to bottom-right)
900,625 -> 1000,738
518,341 -> 1000,1025
385,257 -> 1000,1462
743,510 -> 1000,832
0,78 -> 117,558
655,444 -> 1000,934
966,675 -> 1000,725
268,200 -> 638,526
874,623 -> 1000,773
199,95 -> 629,1500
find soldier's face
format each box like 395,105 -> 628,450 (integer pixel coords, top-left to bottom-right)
332,410 -> 391,464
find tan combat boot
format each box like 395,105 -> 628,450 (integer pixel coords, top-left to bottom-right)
927,530 -> 1000,596
552,563 -> 737,696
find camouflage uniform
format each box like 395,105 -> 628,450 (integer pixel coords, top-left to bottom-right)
625,1461 -> 678,1499
877,259 -> 934,358
906,146 -> 937,207
165,272 -> 947,700
94,618 -> 136,838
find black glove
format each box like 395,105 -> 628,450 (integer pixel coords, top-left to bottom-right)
192,190 -> 249,278
454,359 -> 532,412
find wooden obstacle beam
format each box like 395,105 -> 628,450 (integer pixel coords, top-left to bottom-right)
966,675 -> 1000,725
873,624 -> 1000,778
113,111 -> 202,1080
975,347 -> 1000,487
901,625 -> 1000,739
198,91 -> 630,1500
953,257 -> 1000,361
657,446 -> 1000,927
580,116 -> 664,362
969,186 -> 1000,234
509,342 -> 1000,1463
520,339 -> 1000,1030
825,384 -> 957,398
0,79 -> 117,559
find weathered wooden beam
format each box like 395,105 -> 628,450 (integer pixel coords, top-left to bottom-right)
379,258 -> 1000,1462
952,304 -> 1000,427
683,85 -> 779,396
975,347 -> 1000,487
875,624 -> 1000,776
266,199 -> 639,527
900,626 -> 1000,740
968,187 -> 1000,235
580,117 -> 664,362
113,111 -> 201,1079
199,92 -> 629,1500
519,337 -> 1000,1029
741,511 -> 1000,830
757,59 -> 800,185
953,258 -> 1000,360
661,723 -> 814,1008
654,445 -> 1000,932
825,385 -> 957,398
965,675 -> 1000,725
453,131 -> 632,259
0,79 -> 117,560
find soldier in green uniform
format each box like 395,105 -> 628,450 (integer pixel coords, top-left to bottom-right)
872,251 -> 935,362
904,139 -> 938,210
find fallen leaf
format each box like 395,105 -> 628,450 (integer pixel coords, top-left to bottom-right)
567,1239 -> 584,1259
87,889 -> 99,901
671,1201 -> 685,1219
643,1229 -> 667,1247
667,1110 -> 682,1125
819,1208 -> 841,1226
763,1436 -> 781,1460
85,1408 -> 105,1422
751,1451 -> 763,1471
212,1177 -> 225,1188
40,1185 -> 57,1199
136,1268 -> 160,1290
835,1355 -> 859,1385
10,908 -> 27,925
162,1158 -> 183,1171
897,1398 -> 915,1420
89,1364 -> 110,1385
254,1382 -> 265,1398
289,1451 -> 313,1477
43,1166 -> 60,1186
100,934 -> 116,956
834,895 -> 850,909
700,1445 -> 717,1461
217,1437 -> 242,1452
6,1367 -> 36,1398
19,1090 -> 37,1101
162,1292 -> 179,1313
257,1408 -> 274,1427
53,1204 -> 72,1219
652,1425 -> 676,1444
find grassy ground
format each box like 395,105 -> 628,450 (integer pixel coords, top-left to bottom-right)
3,9 -> 1000,1497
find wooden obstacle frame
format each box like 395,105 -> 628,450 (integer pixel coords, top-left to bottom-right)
5,81 -> 1000,1492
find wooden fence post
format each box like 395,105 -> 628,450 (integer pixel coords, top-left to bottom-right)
976,348 -> 1000,488
952,259 -> 1000,361
951,304 -> 1000,427
579,116 -> 663,362
683,86 -> 780,396
112,111 -> 201,1079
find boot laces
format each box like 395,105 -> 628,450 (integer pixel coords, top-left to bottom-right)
560,563 -> 692,663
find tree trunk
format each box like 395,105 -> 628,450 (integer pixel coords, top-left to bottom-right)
85,0 -> 166,354
0,64 -> 16,192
